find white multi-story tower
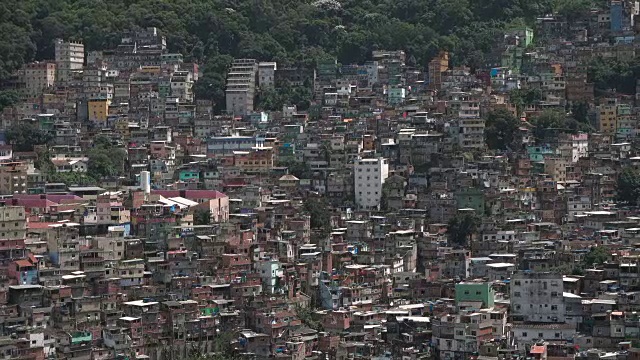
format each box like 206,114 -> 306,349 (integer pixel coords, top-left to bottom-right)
226,59 -> 257,116
354,157 -> 389,210
510,271 -> 565,323
55,39 -> 84,84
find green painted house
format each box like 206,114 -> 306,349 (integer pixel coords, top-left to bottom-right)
455,187 -> 485,214
179,170 -> 200,182
455,282 -> 495,308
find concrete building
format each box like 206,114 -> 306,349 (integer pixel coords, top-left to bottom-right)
597,101 -> 617,134
54,39 -> 85,84
88,99 -> 110,122
511,271 -> 565,323
22,62 -> 56,97
258,62 -> 277,88
170,70 -> 194,102
206,135 -> 265,157
0,161 -> 29,195
226,59 -> 258,116
255,259 -> 283,294
455,282 -> 495,309
354,157 -> 389,210
0,206 -> 26,241
428,51 -> 449,90
458,118 -> 486,149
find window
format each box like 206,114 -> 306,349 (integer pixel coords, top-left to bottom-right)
514,292 -> 521,297
551,305 -> 557,310
522,332 -> 527,337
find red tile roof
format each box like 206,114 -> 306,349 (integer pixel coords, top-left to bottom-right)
15,259 -> 34,268
15,199 -> 57,210
27,222 -> 57,230
530,345 -> 545,354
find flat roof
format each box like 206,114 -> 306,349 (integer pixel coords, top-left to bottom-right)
123,299 -> 159,307
119,316 -> 140,322
68,186 -> 106,192
486,263 -> 515,268
9,285 -> 43,290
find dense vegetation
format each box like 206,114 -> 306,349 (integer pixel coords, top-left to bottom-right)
589,57 -> 640,96
5,123 -> 53,152
447,212 -> 481,247
617,167 -> 640,206
0,0 -> 573,109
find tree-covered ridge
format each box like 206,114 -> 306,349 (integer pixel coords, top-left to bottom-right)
0,0 -> 565,82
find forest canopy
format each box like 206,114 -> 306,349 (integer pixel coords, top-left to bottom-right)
0,0 -> 563,79
0,0 -> 606,112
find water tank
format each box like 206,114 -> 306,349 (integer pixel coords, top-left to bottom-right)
139,171 -> 151,194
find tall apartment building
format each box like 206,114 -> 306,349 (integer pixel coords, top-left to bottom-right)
83,66 -> 113,101
596,99 -> 618,133
510,271 -> 565,323
54,39 -> 85,84
354,157 -> 389,210
0,206 -> 27,241
21,62 -> 56,97
225,59 -> 258,116
428,51 -> 449,90
170,70 -> 194,102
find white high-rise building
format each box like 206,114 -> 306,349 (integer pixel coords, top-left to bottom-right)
54,39 -> 85,84
510,271 -> 565,323
226,59 -> 257,116
354,157 -> 389,210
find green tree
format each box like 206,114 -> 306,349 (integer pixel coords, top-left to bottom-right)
0,0 -> 572,89
582,246 -> 609,268
554,0 -> 595,21
87,136 -> 126,179
380,181 -> 392,212
530,110 -> 569,144
447,213 -> 481,247
187,331 -> 241,360
34,148 -> 54,173
5,122 -> 53,152
588,57 -> 640,95
256,85 -> 313,112
303,197 -> 331,236
279,160 -> 311,179
511,88 -> 542,116
295,304 -> 323,331
48,172 -> 96,186
617,167 -> 640,206
571,101 -> 590,125
484,109 -> 520,150
0,90 -> 20,112
193,209 -> 211,225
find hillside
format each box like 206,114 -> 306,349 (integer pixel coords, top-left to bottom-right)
0,0 -> 591,106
